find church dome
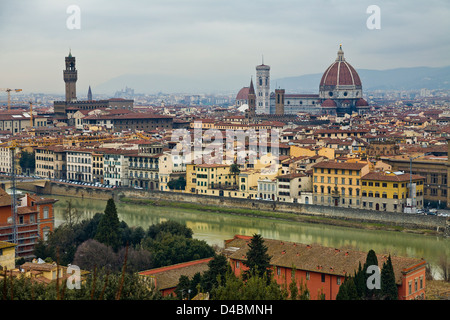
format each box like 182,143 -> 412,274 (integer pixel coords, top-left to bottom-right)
319,45 -> 361,88
355,98 -> 369,106
236,87 -> 249,101
321,99 -> 337,108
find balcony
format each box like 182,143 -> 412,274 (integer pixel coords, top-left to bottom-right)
208,183 -> 238,190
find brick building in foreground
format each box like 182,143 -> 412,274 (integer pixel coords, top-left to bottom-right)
224,235 -> 426,300
0,188 -> 57,258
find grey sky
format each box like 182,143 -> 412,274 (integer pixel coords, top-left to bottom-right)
1,0 -> 449,95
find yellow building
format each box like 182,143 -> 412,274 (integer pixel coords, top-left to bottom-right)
290,145 -> 335,160
0,241 -> 16,270
312,160 -> 370,208
185,163 -> 197,194
192,164 -> 234,196
16,260 -> 89,285
361,171 -> 424,213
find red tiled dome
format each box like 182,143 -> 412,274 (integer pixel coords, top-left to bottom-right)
321,99 -> 337,108
355,98 -> 369,106
236,87 -> 249,101
320,46 -> 361,87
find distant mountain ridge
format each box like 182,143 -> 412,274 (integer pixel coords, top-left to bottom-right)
94,65 -> 450,95
273,66 -> 450,93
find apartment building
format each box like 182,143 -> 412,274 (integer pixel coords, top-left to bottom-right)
276,172 -> 311,203
257,178 -> 277,201
128,142 -> 163,190
361,171 -> 425,213
159,151 -> 187,192
103,149 -> 134,187
0,188 -> 57,258
312,160 -> 370,208
35,146 -> 66,179
66,148 -> 93,183
92,151 -> 104,184
0,146 -> 13,174
194,164 -> 233,196
224,235 -> 427,300
381,154 -> 448,209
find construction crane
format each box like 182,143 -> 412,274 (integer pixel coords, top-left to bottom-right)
29,101 -> 33,128
0,88 -> 23,110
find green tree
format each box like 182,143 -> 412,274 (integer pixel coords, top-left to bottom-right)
243,234 -> 272,281
229,162 -> 240,188
167,176 -> 186,190
95,199 -> 121,251
175,275 -> 192,300
200,254 -> 231,293
212,272 -> 286,300
19,151 -> 35,175
62,199 -> 82,228
143,233 -> 214,268
289,276 -> 298,300
146,220 -> 193,240
353,262 -> 365,298
380,255 -> 398,300
363,249 -> 380,299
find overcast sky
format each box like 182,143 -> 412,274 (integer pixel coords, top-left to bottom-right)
1,0 -> 449,95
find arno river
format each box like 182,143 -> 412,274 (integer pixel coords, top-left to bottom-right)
49,194 -> 449,279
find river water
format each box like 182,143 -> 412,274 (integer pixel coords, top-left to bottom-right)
47,194 -> 450,278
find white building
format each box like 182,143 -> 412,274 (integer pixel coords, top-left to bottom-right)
257,178 -> 277,201
66,148 -> 93,183
103,149 -> 132,187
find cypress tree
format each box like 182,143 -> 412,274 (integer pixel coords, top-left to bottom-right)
336,276 -> 349,300
354,262 -> 365,299
381,255 -> 398,300
243,234 -> 272,281
363,249 -> 380,299
95,198 -> 121,251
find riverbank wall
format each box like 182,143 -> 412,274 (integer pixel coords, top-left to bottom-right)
29,181 -> 450,236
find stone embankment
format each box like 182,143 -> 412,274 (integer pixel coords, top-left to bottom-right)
27,181 -> 450,237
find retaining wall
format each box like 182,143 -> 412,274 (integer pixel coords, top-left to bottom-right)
37,182 -> 450,236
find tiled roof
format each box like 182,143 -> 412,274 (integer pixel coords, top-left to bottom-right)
139,258 -> 213,290
0,188 -> 11,207
362,172 -> 425,182
225,236 -> 425,285
312,161 -> 369,170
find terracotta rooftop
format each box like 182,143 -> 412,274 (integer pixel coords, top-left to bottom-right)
139,258 -> 213,290
312,161 -> 369,170
224,236 -> 425,285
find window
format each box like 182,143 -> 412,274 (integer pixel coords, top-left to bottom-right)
306,272 -> 310,280
321,274 -> 326,283
337,277 -> 341,285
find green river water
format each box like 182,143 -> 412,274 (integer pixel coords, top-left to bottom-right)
47,194 -> 450,279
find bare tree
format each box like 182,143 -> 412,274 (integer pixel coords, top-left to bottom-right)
438,254 -> 449,282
